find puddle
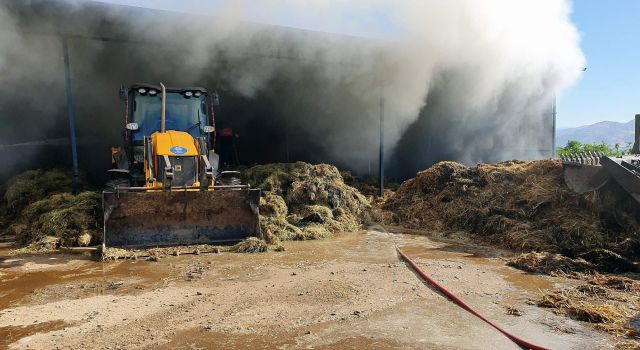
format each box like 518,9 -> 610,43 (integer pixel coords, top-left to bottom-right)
0,320 -> 73,347
0,259 -> 171,309
158,329 -> 407,350
396,241 -> 554,295
498,267 -> 554,293
313,336 -> 405,350
157,329 -> 297,349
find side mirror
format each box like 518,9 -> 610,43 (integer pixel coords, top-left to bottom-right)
125,122 -> 139,131
203,125 -> 215,133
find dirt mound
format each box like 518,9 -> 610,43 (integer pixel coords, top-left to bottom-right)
242,162 -> 370,243
384,159 -> 640,261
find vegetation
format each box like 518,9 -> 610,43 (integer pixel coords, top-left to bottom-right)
556,140 -> 632,157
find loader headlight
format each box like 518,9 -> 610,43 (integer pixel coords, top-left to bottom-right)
203,125 -> 215,133
126,122 -> 139,131
184,91 -> 193,97
137,88 -> 147,94
194,91 -> 202,97
148,89 -> 157,96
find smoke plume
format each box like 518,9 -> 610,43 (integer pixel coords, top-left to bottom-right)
0,0 -> 584,181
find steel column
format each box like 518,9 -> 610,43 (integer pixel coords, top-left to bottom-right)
379,94 -> 384,197
62,37 -> 79,195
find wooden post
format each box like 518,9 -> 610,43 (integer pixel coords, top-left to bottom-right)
633,114 -> 640,154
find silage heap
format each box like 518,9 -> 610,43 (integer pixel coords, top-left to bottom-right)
1,169 -> 101,251
242,162 -> 371,243
384,160 -> 640,265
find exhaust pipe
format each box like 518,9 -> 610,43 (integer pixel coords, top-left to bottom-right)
160,82 -> 166,133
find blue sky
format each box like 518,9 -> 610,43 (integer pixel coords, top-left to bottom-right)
94,0 -> 638,128
559,0 -> 640,127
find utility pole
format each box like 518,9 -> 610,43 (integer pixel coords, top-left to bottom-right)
379,93 -> 384,197
62,37 -> 79,195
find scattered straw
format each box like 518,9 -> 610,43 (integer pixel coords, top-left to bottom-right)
230,237 -> 268,253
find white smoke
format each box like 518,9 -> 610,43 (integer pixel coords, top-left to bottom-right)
0,0 -> 585,178
139,0 -> 585,167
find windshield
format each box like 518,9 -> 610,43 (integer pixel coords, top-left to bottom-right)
131,91 -> 207,141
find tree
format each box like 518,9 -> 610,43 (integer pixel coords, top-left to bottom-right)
556,140 -> 630,157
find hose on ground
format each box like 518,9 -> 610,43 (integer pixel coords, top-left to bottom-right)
396,247 -> 550,350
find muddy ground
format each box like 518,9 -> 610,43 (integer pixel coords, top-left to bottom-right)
0,228 -> 621,350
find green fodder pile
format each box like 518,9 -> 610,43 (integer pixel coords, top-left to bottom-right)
242,162 -> 371,243
384,160 -> 640,264
1,169 -> 100,250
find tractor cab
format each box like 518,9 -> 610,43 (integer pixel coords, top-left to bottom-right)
126,84 -> 215,142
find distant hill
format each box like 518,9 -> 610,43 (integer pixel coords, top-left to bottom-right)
557,119 -> 635,147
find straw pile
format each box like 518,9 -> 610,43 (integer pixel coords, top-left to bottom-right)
537,273 -> 640,341
384,160 -> 640,262
1,169 -> 100,250
242,162 -> 371,243
509,251 -> 638,275
230,237 -> 268,253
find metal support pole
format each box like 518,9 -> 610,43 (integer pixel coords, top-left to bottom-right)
633,114 -> 640,154
62,37 -> 79,195
551,93 -> 557,158
379,94 -> 384,197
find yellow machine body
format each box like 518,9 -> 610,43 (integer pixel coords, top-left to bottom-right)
103,84 -> 261,248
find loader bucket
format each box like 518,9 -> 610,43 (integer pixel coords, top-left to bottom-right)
103,188 -> 261,247
561,153 -> 610,194
563,163 -> 609,194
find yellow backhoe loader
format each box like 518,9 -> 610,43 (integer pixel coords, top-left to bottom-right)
103,83 -> 261,248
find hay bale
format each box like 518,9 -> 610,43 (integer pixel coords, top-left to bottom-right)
231,237 -> 267,253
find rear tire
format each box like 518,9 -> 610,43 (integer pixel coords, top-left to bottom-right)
104,178 -> 131,192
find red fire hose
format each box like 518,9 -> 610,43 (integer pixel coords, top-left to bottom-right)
396,247 -> 550,350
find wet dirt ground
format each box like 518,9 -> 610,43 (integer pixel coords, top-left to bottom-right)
0,228 -> 616,349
